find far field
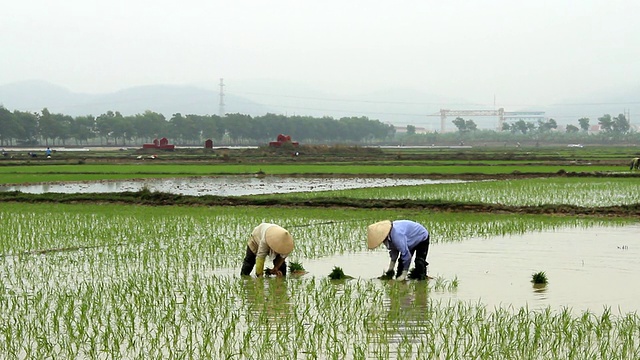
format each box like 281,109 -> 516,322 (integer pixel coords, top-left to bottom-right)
0,144 -> 638,182
1,145 -> 639,217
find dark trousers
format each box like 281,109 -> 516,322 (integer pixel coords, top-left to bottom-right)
398,235 -> 430,279
240,246 -> 287,276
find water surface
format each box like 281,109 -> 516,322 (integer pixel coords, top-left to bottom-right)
267,224 -> 640,314
0,176 -> 464,196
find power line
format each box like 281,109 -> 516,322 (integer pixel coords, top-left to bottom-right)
228,91 -> 474,106
249,102 -> 434,117
228,90 -> 640,107
229,100 -> 640,121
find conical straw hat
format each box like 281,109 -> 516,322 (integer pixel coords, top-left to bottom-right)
367,220 -> 392,249
265,226 -> 294,255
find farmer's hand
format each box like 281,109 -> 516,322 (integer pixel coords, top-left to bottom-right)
396,270 -> 409,281
265,268 -> 283,277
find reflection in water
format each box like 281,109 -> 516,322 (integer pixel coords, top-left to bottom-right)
532,283 -> 548,301
240,277 -> 293,345
383,281 -> 431,346
532,284 -> 547,292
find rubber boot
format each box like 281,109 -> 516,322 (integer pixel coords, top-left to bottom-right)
240,246 -> 256,276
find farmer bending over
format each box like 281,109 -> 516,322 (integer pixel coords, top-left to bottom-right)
367,220 -> 430,281
241,223 -> 294,277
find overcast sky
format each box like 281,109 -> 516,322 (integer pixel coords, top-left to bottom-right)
2,0 -> 639,108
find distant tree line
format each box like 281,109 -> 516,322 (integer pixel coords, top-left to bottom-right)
449,114 -> 632,136
1,105 -> 637,147
399,112 -> 637,146
0,107 -> 395,146
500,114 -> 631,135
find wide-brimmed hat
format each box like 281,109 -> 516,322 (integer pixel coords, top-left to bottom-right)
367,220 -> 392,249
265,226 -> 294,255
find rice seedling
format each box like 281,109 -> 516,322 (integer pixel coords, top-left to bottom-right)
287,260 -> 308,276
328,266 -> 354,280
532,271 -> 549,285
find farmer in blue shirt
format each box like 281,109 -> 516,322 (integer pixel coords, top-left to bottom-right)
367,220 -> 430,281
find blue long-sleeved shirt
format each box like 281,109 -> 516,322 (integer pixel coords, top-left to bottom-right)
386,220 -> 429,270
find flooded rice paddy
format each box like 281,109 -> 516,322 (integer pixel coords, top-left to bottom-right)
0,176 -> 464,196
229,223 -> 640,358
292,224 -> 640,314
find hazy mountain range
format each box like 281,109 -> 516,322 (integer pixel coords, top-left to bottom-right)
1,80 -> 637,130
0,80 -> 271,119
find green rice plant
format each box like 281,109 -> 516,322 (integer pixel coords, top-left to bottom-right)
328,266 -> 353,280
532,271 -> 548,285
449,276 -> 459,290
288,261 -> 305,273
